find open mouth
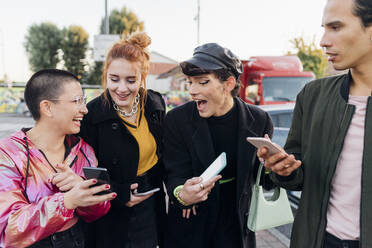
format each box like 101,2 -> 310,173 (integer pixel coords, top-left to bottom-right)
195,100 -> 207,111
73,117 -> 83,126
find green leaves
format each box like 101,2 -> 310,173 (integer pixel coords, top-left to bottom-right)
24,23 -> 88,78
23,5 -> 144,85
61,25 -> 89,79
99,7 -> 144,36
24,22 -> 63,72
288,37 -> 329,79
84,6 -> 145,85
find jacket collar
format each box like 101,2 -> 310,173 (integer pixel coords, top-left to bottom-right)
13,129 -> 82,164
90,90 -> 164,124
235,98 -> 260,196
340,70 -> 352,102
17,129 -> 81,150
235,97 -> 259,136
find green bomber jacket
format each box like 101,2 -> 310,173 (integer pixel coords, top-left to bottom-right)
271,72 -> 372,248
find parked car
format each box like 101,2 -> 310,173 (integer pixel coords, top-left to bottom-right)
258,103 -> 301,205
258,103 -> 294,147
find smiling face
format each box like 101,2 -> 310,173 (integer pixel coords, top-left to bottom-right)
106,58 -> 142,112
320,0 -> 372,71
49,81 -> 88,135
187,73 -> 235,118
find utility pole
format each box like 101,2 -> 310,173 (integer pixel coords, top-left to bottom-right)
104,0 -> 109,34
0,29 -> 5,81
195,0 -> 200,45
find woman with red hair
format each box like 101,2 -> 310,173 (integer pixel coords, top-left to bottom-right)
80,32 -> 166,248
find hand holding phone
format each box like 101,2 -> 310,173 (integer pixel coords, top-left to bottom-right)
126,183 -> 156,207
133,188 -> 160,196
246,137 -> 285,156
248,136 -> 301,177
200,152 -> 226,183
83,167 -> 112,195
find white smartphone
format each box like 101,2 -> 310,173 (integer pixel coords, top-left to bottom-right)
133,187 -> 160,196
246,137 -> 285,156
200,152 -> 227,183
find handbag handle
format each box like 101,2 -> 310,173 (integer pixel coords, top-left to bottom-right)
255,162 -> 265,186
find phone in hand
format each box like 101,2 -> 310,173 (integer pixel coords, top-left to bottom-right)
246,137 -> 285,156
200,152 -> 227,183
83,167 -> 112,195
133,187 -> 160,196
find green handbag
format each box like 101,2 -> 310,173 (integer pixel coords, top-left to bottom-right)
247,163 -> 294,232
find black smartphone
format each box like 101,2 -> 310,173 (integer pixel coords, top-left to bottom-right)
83,167 -> 111,195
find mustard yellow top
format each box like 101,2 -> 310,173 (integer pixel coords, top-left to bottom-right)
117,109 -> 158,175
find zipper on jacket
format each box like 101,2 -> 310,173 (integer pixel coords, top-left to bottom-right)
39,150 -> 78,172
319,104 -> 354,247
23,137 -> 31,203
80,148 -> 91,167
39,149 -> 58,173
359,97 -> 371,248
69,156 -> 78,168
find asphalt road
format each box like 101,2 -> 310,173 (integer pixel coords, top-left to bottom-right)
0,113 -> 35,139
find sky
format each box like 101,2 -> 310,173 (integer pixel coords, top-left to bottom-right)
0,0 -> 327,82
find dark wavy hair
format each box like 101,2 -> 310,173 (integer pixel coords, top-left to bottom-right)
352,0 -> 372,28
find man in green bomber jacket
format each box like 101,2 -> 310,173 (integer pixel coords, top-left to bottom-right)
258,0 -> 372,247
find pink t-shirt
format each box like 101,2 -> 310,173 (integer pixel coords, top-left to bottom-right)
326,95 -> 369,240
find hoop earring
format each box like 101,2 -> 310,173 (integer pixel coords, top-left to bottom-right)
135,93 -> 140,103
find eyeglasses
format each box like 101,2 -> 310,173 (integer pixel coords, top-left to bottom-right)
49,95 -> 87,105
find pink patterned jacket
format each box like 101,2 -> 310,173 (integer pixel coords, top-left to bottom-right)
0,130 -> 110,248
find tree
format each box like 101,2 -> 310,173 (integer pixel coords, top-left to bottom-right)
99,7 -> 144,36
288,37 -> 328,79
24,22 -> 63,72
86,6 -> 145,85
83,61 -> 103,85
61,25 -> 89,78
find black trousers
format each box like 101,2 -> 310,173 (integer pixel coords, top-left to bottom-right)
28,220 -> 84,248
324,232 -> 359,248
124,195 -> 158,248
84,172 -> 160,248
211,180 -> 241,248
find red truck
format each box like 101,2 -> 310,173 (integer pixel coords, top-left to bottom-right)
240,56 -> 314,105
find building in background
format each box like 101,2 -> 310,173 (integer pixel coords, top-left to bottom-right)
147,51 -> 178,92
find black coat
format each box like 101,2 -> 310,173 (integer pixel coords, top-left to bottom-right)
79,90 -> 166,247
163,97 -> 274,248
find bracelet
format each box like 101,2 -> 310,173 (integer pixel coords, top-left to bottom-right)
173,185 -> 187,206
260,161 -> 271,174
57,193 -> 74,217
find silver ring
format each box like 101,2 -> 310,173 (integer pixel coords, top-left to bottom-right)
199,183 -> 204,190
